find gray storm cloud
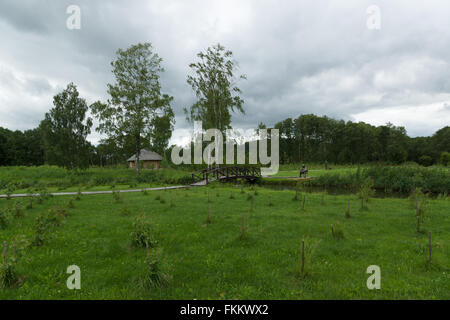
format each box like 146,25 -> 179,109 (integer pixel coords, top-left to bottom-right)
0,0 -> 449,145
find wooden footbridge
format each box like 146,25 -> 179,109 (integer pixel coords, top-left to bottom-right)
191,166 -> 261,186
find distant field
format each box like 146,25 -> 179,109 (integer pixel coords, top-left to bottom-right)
272,168 -> 357,178
0,166 -> 191,194
1,164 -> 449,196
0,184 -> 448,299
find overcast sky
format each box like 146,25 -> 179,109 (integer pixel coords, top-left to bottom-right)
1,0 -> 449,146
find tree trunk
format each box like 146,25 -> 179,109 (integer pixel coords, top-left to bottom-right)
135,149 -> 140,174
135,135 -> 140,175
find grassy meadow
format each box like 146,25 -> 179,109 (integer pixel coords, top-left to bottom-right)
0,182 -> 448,299
0,166 -> 192,195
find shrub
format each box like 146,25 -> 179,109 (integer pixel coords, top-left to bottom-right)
358,177 -> 375,210
0,208 -> 10,229
33,214 -> 52,246
35,185 -> 51,204
419,155 -> 433,167
370,166 -> 449,194
140,249 -> 169,289
441,151 -> 450,166
13,200 -> 25,218
0,236 -> 28,288
5,182 -> 16,200
66,198 -> 75,209
409,188 -> 428,233
331,223 -> 345,239
112,190 -> 122,203
47,206 -> 67,226
120,204 -> 131,216
131,215 -> 157,248
0,263 -> 17,289
32,207 -> 66,246
75,188 -> 82,201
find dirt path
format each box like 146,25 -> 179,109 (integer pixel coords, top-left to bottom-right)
0,185 -> 191,199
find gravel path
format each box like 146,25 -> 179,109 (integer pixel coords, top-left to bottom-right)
0,185 -> 191,199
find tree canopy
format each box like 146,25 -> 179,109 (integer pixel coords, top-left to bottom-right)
90,42 -> 174,173
41,83 -> 92,170
185,43 -> 246,132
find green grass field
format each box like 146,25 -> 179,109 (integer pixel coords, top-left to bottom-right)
272,168 -> 356,177
0,183 -> 448,299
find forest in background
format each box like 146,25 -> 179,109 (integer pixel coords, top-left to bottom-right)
0,113 -> 449,168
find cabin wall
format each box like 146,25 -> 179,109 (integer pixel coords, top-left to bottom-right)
128,160 -> 160,169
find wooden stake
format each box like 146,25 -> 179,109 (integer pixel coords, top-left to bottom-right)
346,200 -> 350,218
145,241 -> 150,259
301,240 -> 305,274
428,231 -> 432,263
241,211 -> 246,237
207,202 -> 211,223
331,224 -> 334,237
3,241 -> 6,265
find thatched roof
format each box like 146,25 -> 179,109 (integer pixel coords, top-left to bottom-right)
127,149 -> 162,162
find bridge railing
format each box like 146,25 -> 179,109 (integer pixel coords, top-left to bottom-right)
191,166 -> 261,184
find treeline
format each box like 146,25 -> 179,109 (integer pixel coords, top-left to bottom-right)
0,123 -> 166,168
0,127 -> 45,166
274,114 -> 450,165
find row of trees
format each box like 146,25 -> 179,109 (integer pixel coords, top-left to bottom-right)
0,42 -> 246,171
272,114 -> 450,165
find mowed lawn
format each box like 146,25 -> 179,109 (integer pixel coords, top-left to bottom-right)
0,185 -> 448,299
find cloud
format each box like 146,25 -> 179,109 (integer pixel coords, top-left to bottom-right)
0,0 -> 449,146
352,101 -> 450,137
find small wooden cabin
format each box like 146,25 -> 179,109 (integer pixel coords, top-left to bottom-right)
127,149 -> 162,169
